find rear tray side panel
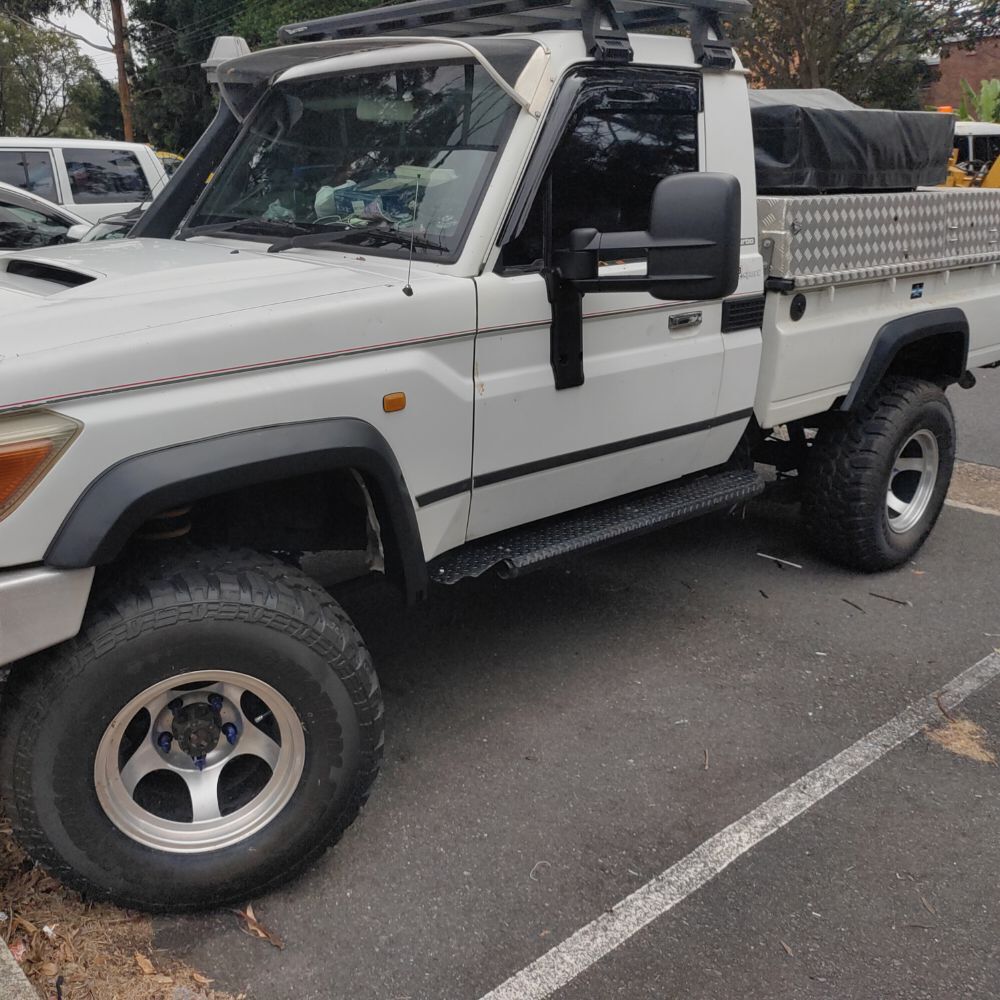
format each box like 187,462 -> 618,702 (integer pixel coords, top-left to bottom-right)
759,189 -> 1000,288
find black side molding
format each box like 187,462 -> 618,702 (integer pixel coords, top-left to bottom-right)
842,308 -> 969,412
45,418 -> 428,603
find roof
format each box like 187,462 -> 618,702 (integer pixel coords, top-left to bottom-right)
217,34 -> 547,119
0,137 -> 154,151
0,180 -> 87,226
954,120 -> 1000,136
278,0 -> 750,43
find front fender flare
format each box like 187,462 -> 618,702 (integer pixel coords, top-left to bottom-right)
45,417 -> 428,603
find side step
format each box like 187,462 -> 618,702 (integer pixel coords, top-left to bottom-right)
429,469 -> 763,585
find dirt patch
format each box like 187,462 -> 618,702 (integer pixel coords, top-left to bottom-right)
925,716 -> 998,765
948,462 -> 1000,514
1,819 -> 238,1000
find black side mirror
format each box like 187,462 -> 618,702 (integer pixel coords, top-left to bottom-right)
553,172 -> 741,301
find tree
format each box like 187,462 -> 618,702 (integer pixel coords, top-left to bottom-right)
736,0 -> 1000,108
127,0 -> 379,151
71,69 -> 125,138
128,0 -> 237,151
0,16 -> 98,135
233,0 -> 380,49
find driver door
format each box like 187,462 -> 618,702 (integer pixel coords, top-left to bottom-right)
468,67 -> 735,539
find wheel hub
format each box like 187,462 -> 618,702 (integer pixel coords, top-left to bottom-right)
171,702 -> 222,757
886,428 -> 940,534
94,671 -> 305,853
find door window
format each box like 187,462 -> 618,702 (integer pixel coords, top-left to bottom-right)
0,151 -> 58,202
64,148 -> 151,204
503,68 -> 700,269
970,134 -> 1000,165
0,197 -> 74,249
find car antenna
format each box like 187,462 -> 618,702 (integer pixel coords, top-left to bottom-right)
402,171 -> 422,297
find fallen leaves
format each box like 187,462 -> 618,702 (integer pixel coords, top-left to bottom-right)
135,952 -> 156,976
925,715 -> 997,765
233,903 -> 285,950
0,822 -> 235,1000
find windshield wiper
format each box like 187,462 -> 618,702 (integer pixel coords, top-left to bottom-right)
176,217 -> 312,241
267,226 -> 447,256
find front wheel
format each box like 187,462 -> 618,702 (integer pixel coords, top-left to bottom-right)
0,550 -> 383,912
801,376 -> 956,571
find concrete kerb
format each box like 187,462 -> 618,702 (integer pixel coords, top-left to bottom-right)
0,939 -> 38,1000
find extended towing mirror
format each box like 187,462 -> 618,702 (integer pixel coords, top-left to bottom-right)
553,172 -> 742,301
545,172 -> 741,390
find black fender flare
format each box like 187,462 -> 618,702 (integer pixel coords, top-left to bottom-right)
842,308 -> 969,412
45,418 -> 428,603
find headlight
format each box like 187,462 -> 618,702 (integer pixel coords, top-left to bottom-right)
0,411 -> 81,521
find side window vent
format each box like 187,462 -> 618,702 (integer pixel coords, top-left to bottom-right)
5,259 -> 96,288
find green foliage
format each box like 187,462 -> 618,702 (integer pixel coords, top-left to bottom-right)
959,79 -> 1000,122
737,0 -> 1000,108
0,16 -> 98,135
128,0 -> 235,152
70,70 -> 124,139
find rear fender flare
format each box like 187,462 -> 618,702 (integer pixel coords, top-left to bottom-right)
842,308 -> 969,412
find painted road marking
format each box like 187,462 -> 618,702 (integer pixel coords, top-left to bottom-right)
478,651 -> 1000,1000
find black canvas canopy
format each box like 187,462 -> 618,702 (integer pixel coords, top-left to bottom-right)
750,89 -> 955,194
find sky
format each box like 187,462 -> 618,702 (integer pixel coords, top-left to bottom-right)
52,9 -> 119,80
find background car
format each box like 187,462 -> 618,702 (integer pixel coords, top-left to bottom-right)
0,180 -> 90,251
0,138 -> 170,223
156,150 -> 184,176
81,205 -> 144,242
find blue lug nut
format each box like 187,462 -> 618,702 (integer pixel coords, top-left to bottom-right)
194,755 -> 206,771
168,698 -> 183,714
157,732 -> 172,752
208,694 -> 223,712
222,723 -> 238,745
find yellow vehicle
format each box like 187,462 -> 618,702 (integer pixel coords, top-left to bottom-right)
155,150 -> 184,177
943,120 -> 1000,188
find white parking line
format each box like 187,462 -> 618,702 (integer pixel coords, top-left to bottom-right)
478,651 -> 1000,1000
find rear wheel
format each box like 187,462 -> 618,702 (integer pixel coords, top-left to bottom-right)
801,376 -> 955,571
0,549 -> 382,912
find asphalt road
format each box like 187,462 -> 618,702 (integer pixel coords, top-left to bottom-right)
953,364 -> 1000,466
157,374 -> 1000,1000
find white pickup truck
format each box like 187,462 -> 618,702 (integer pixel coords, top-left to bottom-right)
1,0 -> 999,912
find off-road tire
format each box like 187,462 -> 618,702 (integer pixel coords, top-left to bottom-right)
0,548 -> 383,912
801,376 -> 955,571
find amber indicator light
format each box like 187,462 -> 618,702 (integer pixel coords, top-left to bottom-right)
0,439 -> 55,507
383,392 -> 407,413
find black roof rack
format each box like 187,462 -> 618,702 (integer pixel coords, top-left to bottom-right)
279,0 -> 750,67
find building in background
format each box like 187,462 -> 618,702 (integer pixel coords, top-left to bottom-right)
924,36 -> 1000,110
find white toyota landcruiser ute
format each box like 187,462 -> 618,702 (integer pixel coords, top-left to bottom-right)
1,0 -> 999,911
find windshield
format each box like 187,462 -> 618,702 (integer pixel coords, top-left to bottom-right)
187,61 -> 519,259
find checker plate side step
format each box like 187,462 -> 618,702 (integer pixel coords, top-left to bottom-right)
430,469 -> 763,584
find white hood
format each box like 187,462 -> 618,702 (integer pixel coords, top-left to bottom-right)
0,237 -> 463,414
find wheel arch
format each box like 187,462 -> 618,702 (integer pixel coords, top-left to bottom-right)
842,308 -> 969,413
44,417 -> 428,603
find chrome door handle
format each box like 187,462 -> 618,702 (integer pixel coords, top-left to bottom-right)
668,311 -> 702,332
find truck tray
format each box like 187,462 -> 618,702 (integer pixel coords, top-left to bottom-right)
430,469 -> 763,584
